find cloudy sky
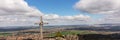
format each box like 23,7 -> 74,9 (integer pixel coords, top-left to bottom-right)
0,0 -> 120,26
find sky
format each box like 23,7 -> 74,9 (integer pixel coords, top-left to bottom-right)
25,0 -> 102,19
25,0 -> 80,16
0,0 -> 120,26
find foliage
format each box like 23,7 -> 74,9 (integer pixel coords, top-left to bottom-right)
48,30 -> 97,37
55,31 -> 64,37
0,33 -> 12,36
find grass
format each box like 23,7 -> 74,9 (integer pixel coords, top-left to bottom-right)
0,33 -> 12,36
48,30 -> 97,37
0,30 -> 97,37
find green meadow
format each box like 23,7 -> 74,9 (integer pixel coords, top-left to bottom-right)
0,33 -> 12,36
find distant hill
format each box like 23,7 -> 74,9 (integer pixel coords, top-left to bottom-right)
66,24 -> 120,31
0,26 -> 37,32
0,24 -> 120,32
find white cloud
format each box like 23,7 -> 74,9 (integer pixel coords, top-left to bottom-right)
74,0 -> 120,24
0,0 -> 43,26
74,0 -> 120,14
0,0 -> 43,15
44,14 -> 90,20
0,0 -> 92,26
42,14 -> 91,25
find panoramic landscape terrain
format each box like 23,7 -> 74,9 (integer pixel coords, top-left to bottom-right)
0,0 -> 120,40
0,24 -> 120,40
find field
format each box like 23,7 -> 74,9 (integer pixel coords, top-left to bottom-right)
0,30 -> 97,37
48,30 -> 97,37
0,33 -> 12,36
0,30 -> 120,40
